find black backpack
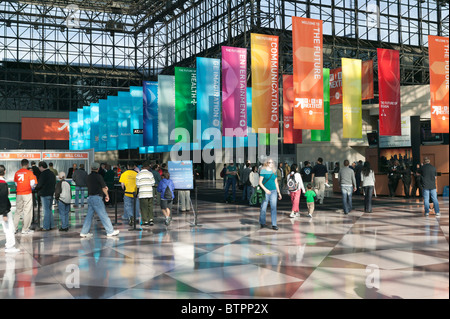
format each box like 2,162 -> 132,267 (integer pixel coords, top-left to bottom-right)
163,185 -> 173,200
287,173 -> 299,192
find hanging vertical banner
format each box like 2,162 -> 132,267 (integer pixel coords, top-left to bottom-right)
107,96 -> 119,151
77,108 -> 85,150
329,67 -> 342,105
98,99 -> 108,152
69,111 -> 79,150
342,58 -> 362,139
143,81 -> 158,147
292,16 -> 324,130
197,57 -> 221,147
251,33 -> 279,134
130,86 -> 144,149
158,75 -> 176,145
118,91 -> 131,150
311,69 -> 331,141
222,46 -> 247,137
283,75 -> 302,144
378,48 -> 401,136
90,103 -> 99,151
83,106 -> 91,149
428,35 -> 449,133
362,60 -> 374,100
175,67 -> 197,143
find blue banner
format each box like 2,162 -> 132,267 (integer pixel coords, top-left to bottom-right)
69,111 -> 79,150
83,106 -> 91,149
158,75 -> 175,145
98,99 -> 108,152
130,86 -> 144,149
168,161 -> 194,190
77,108 -> 84,150
118,91 -> 131,150
143,81 -> 158,147
107,96 -> 119,151
90,103 -> 99,151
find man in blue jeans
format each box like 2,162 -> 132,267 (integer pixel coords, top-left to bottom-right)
34,161 -> 56,230
224,162 -> 238,203
421,157 -> 440,217
80,162 -> 119,238
338,160 -> 357,215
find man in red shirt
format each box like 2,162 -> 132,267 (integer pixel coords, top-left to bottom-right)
14,159 -> 37,234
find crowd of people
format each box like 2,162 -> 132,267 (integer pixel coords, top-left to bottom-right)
0,155 -> 442,252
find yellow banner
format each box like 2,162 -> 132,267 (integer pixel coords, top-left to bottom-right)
342,58 -> 362,139
251,33 -> 279,133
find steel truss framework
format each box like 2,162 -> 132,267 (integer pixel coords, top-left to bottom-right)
0,0 -> 449,112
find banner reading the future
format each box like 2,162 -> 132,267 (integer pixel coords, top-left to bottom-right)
251,33 -> 279,134
222,46 -> 247,137
282,75 -> 302,144
292,17 -> 324,130
378,48 -> 401,136
311,68 -> 331,141
342,58 -> 362,139
428,35 -> 449,133
197,57 -> 221,147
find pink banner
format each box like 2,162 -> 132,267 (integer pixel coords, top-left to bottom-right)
222,46 -> 247,137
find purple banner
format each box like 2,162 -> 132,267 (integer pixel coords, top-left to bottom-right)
222,46 -> 247,137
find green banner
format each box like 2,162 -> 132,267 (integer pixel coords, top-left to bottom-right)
311,68 -> 330,141
175,67 -> 197,143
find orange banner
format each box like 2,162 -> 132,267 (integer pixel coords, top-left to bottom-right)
251,33 -> 279,133
292,17 -> 324,130
42,152 -> 89,160
428,35 -> 449,133
330,60 -> 374,105
21,117 -> 70,140
0,152 -> 41,160
283,75 -> 302,144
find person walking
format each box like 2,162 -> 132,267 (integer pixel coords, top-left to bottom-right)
119,162 -> 140,226
338,159 -> 357,215
354,160 -> 363,195
277,162 -> 285,188
103,164 -> 116,206
1,166 -> 20,253
240,162 -> 252,203
361,161 -> 376,213
54,171 -> 72,231
224,161 -> 238,203
388,160 -> 401,197
311,157 -> 328,204
72,163 -> 88,208
13,159 -> 37,235
157,171 -> 175,226
136,161 -> 155,226
80,162 -> 119,237
151,164 -> 162,208
304,184 -> 316,218
288,164 -> 306,218
259,158 -> 282,230
248,165 -> 260,205
411,163 -> 423,199
421,157 -> 440,217
400,163 -> 412,198
34,161 -> 56,231
300,161 -> 313,185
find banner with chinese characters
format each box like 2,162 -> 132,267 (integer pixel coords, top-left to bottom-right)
428,35 -> 449,133
292,16 -> 324,130
342,58 -> 362,139
378,48 -> 401,136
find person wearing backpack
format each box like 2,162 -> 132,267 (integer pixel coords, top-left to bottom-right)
288,164 -> 306,218
157,171 -> 175,226
54,171 -> 72,231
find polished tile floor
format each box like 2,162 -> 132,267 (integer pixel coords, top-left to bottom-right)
0,180 -> 448,299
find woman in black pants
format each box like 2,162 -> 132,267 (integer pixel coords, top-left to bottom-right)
361,162 -> 376,213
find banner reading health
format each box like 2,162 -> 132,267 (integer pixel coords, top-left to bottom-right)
428,35 -> 449,133
143,81 -> 158,147
175,67 -> 197,144
378,48 -> 401,136
292,17 -> 324,130
222,46 -> 247,137
158,75 -> 175,145
311,68 -> 330,141
342,58 -> 362,139
251,33 -> 279,133
283,75 -> 302,144
197,57 -> 221,148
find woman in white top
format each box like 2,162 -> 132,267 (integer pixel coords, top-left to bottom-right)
361,161 -> 376,213
288,164 -> 306,218
248,165 -> 260,205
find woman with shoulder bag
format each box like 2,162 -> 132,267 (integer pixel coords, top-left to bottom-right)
361,161 -> 376,213
258,158 -> 282,230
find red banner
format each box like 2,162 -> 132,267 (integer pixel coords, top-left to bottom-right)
330,60 -> 374,105
283,75 -> 302,144
292,17 -> 324,130
22,117 -> 70,140
428,35 -> 449,133
378,48 -> 401,136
